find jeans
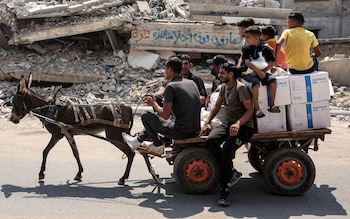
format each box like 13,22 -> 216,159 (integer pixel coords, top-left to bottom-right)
289,57 -> 319,74
206,123 -> 254,188
137,111 -> 196,146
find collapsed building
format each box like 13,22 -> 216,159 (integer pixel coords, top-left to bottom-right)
0,0 -> 287,100
0,0 -> 349,120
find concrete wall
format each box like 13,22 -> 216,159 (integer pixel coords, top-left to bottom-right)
318,38 -> 350,58
280,0 -> 350,39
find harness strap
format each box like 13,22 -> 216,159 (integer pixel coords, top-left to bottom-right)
74,105 -> 85,125
80,118 -> 129,129
78,99 -> 91,120
90,105 -> 97,120
68,99 -> 80,123
109,104 -> 118,127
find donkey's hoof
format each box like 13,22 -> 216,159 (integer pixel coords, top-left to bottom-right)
118,178 -> 125,185
74,175 -> 82,181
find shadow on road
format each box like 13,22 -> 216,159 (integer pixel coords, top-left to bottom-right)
1,173 -> 347,219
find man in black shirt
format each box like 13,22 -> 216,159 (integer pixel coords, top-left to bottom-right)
123,57 -> 201,155
178,54 -> 207,106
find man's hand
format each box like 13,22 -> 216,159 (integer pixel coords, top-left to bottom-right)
142,93 -> 156,106
229,123 -> 240,136
200,123 -> 212,136
257,70 -> 267,80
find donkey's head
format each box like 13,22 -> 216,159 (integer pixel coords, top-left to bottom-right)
10,74 -> 33,124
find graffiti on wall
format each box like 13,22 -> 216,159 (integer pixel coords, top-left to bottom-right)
131,27 -> 243,48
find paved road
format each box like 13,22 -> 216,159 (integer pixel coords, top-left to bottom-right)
0,116 -> 349,219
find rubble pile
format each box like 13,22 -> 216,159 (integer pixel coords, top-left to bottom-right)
0,0 -> 349,123
239,0 -> 280,8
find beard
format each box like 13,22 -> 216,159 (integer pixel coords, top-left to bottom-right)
220,77 -> 229,83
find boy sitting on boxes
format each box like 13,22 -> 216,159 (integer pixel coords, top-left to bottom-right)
241,25 -> 280,118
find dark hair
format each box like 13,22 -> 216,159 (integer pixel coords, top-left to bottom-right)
244,25 -> 261,36
237,18 -> 255,28
289,12 -> 304,25
219,62 -> 243,78
261,25 -> 276,39
177,53 -> 191,63
165,57 -> 182,74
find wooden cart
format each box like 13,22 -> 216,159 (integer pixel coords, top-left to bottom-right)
142,128 -> 332,196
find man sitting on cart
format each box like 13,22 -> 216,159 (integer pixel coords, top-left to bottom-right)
202,62 -> 254,206
122,56 -> 202,156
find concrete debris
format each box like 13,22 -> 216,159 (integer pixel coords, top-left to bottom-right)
127,49 -> 160,70
0,0 -> 348,123
239,0 -> 280,8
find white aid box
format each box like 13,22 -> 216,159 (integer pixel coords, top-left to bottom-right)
258,75 -> 291,109
256,106 -> 287,133
289,71 -> 331,104
287,100 -> 331,131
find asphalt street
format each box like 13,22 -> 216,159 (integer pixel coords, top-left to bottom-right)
0,116 -> 349,219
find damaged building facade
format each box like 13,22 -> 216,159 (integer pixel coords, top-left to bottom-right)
0,0 -> 349,109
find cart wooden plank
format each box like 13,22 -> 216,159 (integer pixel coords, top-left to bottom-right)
251,128 -> 332,141
173,128 -> 332,145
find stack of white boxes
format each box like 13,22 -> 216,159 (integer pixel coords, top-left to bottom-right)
255,71 -> 332,133
256,75 -> 290,133
287,71 -> 331,131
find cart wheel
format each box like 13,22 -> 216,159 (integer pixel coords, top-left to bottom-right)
248,141 -> 292,173
173,147 -> 219,194
263,147 -> 315,196
248,145 -> 265,173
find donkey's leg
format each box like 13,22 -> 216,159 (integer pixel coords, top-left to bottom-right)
64,133 -> 84,181
106,130 -> 135,185
39,134 -> 63,180
118,147 -> 135,185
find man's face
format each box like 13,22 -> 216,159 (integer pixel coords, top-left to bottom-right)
181,60 -> 192,78
219,67 -> 230,83
238,26 -> 246,38
245,32 -> 260,46
164,65 -> 171,80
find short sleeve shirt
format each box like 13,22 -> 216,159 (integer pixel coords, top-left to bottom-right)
219,80 -> 254,128
242,40 -> 275,63
281,27 -> 319,70
164,76 -> 202,134
188,71 -> 207,98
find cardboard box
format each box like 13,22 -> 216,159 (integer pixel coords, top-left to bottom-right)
256,106 -> 287,133
258,75 -> 291,108
287,100 -> 331,131
289,71 -> 331,104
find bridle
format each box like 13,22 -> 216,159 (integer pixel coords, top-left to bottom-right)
12,89 -> 51,119
11,89 -> 30,119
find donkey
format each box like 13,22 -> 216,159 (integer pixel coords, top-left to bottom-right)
10,74 -> 135,185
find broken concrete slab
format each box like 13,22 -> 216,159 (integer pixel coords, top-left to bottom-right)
136,1 -> 151,13
16,0 -> 124,19
155,50 -> 176,60
319,58 -> 350,86
8,15 -> 126,45
189,3 -> 292,20
7,72 -> 102,84
128,49 -> 160,70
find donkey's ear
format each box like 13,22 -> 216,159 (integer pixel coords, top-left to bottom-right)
27,73 -> 33,89
18,75 -> 27,92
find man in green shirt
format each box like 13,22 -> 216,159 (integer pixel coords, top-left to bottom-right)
202,62 -> 254,206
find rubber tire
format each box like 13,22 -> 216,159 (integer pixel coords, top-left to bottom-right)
263,147 -> 315,196
249,141 -> 295,173
173,147 -> 219,194
248,145 -> 265,173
